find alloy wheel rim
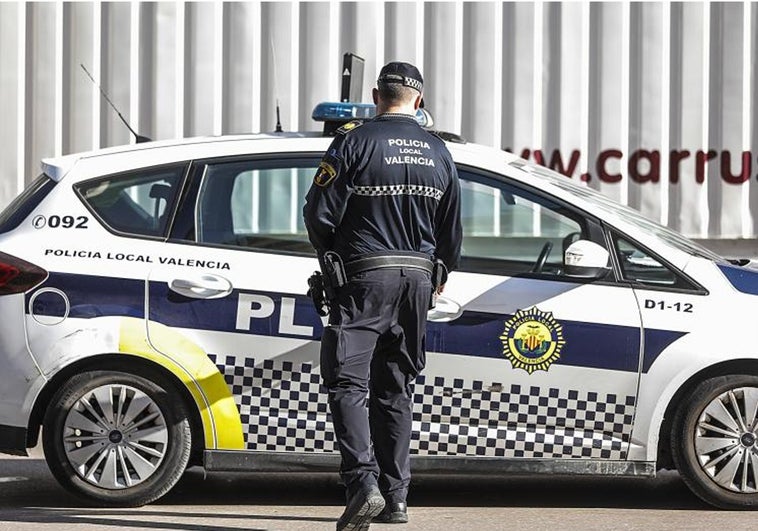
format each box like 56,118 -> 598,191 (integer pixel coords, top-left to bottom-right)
695,386 -> 758,493
62,384 -> 168,489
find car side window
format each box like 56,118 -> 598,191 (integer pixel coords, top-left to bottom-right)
457,169 -> 587,276
76,165 -> 185,238
195,159 -> 318,254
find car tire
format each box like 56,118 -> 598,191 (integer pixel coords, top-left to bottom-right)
671,375 -> 758,509
42,370 -> 192,507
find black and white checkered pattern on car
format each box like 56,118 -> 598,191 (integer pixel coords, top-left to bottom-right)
412,376 -> 635,459
209,356 -> 336,452
353,184 -> 444,201
209,355 -> 635,459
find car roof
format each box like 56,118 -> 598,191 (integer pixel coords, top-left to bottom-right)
40,132 -> 326,182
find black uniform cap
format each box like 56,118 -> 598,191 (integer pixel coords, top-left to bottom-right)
377,62 -> 424,93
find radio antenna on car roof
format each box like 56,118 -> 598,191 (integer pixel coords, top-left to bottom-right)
275,100 -> 283,133
268,37 -> 285,133
80,63 -> 151,144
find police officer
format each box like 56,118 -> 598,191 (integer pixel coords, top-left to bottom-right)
303,61 -> 461,530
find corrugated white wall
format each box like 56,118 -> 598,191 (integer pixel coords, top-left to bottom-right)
1,1 -> 756,241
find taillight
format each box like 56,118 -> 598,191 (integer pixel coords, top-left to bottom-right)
0,251 -> 48,295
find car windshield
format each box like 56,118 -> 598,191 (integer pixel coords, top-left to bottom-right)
513,161 -> 725,263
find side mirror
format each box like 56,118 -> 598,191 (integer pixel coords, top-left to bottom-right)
564,240 -> 611,279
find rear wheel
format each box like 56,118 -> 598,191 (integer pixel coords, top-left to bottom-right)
672,375 -> 758,509
42,370 -> 192,506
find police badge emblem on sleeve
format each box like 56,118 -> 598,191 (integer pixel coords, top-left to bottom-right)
314,148 -> 342,187
314,161 -> 338,187
500,307 -> 565,374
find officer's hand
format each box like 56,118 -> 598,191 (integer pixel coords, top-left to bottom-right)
436,283 -> 445,295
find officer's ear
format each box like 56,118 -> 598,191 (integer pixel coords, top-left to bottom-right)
372,88 -> 379,105
413,93 -> 423,111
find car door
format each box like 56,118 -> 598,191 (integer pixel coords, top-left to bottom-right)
418,167 -> 646,460
146,155 -> 330,452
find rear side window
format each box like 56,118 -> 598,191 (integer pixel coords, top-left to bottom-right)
0,174 -> 57,234
189,158 -> 319,254
75,164 -> 186,238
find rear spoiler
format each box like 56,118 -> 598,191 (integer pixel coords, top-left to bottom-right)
41,156 -> 79,182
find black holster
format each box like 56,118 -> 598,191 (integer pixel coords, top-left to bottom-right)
321,251 -> 347,291
307,251 -> 347,316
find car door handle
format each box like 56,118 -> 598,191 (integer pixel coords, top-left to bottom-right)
427,296 -> 463,322
169,274 -> 233,299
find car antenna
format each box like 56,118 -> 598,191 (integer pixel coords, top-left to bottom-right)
269,36 -> 284,133
80,63 -> 151,144
275,99 -> 283,133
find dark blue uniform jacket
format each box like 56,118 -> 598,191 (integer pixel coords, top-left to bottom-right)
303,113 -> 462,272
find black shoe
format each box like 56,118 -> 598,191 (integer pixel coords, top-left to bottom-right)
373,501 -> 408,524
336,484 -> 386,531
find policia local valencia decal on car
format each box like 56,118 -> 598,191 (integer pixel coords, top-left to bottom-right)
42,248 -> 231,269
500,307 -> 566,374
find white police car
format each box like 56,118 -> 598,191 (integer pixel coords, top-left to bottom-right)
1,104 -> 757,510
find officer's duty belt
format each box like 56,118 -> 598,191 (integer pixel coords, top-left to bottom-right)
344,255 -> 434,277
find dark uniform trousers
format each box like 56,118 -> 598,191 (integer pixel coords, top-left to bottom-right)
320,266 -> 432,503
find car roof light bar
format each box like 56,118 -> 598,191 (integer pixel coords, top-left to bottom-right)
312,102 -> 433,135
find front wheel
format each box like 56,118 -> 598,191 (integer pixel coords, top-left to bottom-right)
672,375 -> 758,509
42,370 -> 192,506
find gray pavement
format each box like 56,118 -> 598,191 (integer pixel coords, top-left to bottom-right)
1,452 -> 757,530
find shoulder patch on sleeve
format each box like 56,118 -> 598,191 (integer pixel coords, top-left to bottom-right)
336,120 -> 364,135
314,161 -> 338,187
313,148 -> 342,187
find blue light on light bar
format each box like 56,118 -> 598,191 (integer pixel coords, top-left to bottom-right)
312,102 -> 433,128
312,102 -> 376,121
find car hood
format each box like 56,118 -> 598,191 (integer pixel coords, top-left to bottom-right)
718,263 -> 758,295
